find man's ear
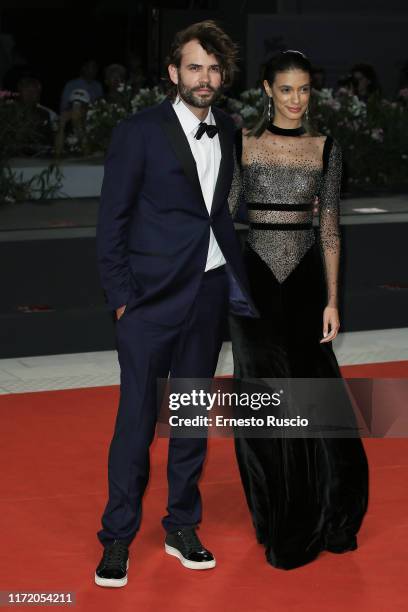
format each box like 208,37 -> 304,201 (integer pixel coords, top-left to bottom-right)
168,64 -> 178,85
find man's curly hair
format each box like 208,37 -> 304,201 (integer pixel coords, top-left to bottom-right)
165,20 -> 239,99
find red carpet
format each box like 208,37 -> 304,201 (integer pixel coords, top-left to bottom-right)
340,360 -> 408,378
1,364 -> 407,611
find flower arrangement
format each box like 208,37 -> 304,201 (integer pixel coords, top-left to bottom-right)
0,91 -> 62,203
313,88 -> 408,189
227,87 -> 408,190
5,82 -> 406,195
83,85 -> 165,155
131,86 -> 166,114
84,98 -> 129,155
227,88 -> 265,128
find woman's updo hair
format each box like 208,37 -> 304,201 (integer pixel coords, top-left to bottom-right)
248,50 -> 317,138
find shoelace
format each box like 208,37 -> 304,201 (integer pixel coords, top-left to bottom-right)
177,529 -> 205,553
103,541 -> 128,569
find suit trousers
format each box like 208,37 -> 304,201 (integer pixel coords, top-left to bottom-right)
97,265 -> 228,546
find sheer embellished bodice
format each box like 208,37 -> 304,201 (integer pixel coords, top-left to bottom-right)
229,130 -> 342,286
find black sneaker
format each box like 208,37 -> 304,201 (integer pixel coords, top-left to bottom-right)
165,527 -> 216,570
95,540 -> 129,587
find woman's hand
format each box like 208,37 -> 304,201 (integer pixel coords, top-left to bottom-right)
320,305 -> 340,343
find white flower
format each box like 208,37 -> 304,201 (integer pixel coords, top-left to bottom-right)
371,128 -> 384,142
240,105 -> 258,119
66,135 -> 79,145
349,96 -> 367,118
327,98 -> 341,111
315,88 -> 335,102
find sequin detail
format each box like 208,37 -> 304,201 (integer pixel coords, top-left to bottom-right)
228,132 -> 342,284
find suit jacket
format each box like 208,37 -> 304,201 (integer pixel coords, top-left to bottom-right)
96,97 -> 256,326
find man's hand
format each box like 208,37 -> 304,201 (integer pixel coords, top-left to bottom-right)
116,305 -> 126,320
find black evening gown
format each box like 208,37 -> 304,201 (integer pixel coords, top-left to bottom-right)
229,127 -> 369,570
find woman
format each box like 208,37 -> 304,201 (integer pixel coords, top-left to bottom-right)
229,51 -> 369,570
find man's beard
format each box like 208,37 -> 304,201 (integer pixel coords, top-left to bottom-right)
177,76 -> 221,108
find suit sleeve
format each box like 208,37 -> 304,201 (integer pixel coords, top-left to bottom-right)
96,119 -> 145,310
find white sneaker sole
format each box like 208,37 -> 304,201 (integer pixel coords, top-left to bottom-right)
94,559 -> 129,587
165,544 -> 216,570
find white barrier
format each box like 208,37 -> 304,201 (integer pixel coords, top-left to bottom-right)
9,157 -> 105,199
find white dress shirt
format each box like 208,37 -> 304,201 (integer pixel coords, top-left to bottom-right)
172,96 -> 226,271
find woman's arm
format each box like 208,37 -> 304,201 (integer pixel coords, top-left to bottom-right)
318,138 -> 342,342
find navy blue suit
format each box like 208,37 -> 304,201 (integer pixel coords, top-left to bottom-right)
96,98 -> 255,545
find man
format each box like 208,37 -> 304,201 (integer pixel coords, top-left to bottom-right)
16,76 -> 56,155
60,59 -> 103,112
55,89 -> 90,157
95,20 -> 256,587
103,63 -> 127,103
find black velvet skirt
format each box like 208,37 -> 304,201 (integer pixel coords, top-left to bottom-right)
229,243 -> 369,570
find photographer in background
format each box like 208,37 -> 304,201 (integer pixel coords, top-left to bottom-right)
60,59 -> 103,112
55,88 -> 90,157
16,76 -> 56,156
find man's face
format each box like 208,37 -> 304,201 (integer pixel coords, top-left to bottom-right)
168,39 -> 223,108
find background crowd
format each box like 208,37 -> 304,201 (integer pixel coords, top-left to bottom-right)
1,52 -> 408,201
2,53 -> 408,158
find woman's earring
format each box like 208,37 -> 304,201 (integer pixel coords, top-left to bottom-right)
305,106 -> 309,121
268,97 -> 272,123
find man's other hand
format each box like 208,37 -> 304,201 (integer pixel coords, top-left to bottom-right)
116,305 -> 126,320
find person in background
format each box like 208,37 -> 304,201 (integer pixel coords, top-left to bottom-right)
311,66 -> 326,91
103,63 -> 127,103
350,63 -> 381,101
60,59 -> 103,112
336,75 -> 355,95
397,60 -> 408,103
2,47 -> 31,92
55,88 -> 90,157
16,76 -> 56,155
126,53 -> 148,93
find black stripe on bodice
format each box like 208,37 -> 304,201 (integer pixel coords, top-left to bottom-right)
247,202 -> 311,211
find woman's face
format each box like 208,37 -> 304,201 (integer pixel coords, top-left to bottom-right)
264,69 -> 311,123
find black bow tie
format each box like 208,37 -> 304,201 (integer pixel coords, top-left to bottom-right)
195,122 -> 219,140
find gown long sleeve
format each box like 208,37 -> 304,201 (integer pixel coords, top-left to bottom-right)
318,138 -> 342,307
